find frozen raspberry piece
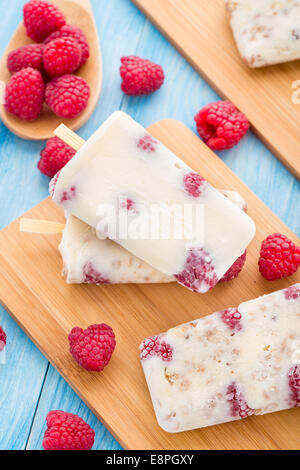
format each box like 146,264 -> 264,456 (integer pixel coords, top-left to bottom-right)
44,24 -> 90,66
83,262 -> 111,284
45,74 -> 90,118
43,410 -> 95,450
220,308 -> 242,333
68,323 -> 116,372
137,135 -> 157,152
43,38 -> 82,77
23,0 -> 66,43
38,137 -> 76,177
5,67 -> 45,121
120,55 -> 164,95
49,170 -> 60,197
220,251 -> 247,282
119,196 -> 137,214
174,248 -> 218,293
288,365 -> 300,407
284,285 -> 300,301
226,382 -> 254,419
60,186 -> 76,204
194,100 -> 249,150
140,335 -> 173,362
258,233 -> 300,281
0,326 -> 6,353
183,172 -> 206,198
7,44 -> 44,74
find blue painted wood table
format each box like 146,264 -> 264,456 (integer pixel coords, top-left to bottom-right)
0,0 -> 299,450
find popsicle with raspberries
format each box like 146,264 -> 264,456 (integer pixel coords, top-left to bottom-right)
60,189 -> 247,286
225,0 -> 300,67
60,215 -> 173,285
140,284 -> 300,432
50,111 -> 255,293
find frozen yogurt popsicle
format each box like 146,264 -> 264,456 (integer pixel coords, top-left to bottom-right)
225,0 -> 300,67
51,111 -> 255,293
140,284 -> 300,432
60,215 -> 173,284
60,188 -> 246,285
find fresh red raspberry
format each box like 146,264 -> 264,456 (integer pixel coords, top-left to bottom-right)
43,38 -> 82,77
120,55 -> 164,95
175,247 -> 218,293
38,137 -> 76,178
226,382 -> 254,419
23,0 -> 66,43
0,326 -> 6,353
194,101 -> 249,150
43,410 -> 95,450
83,263 -> 111,284
220,308 -> 242,333
5,67 -> 45,121
140,335 -> 173,362
68,324 -> 116,372
288,365 -> 300,407
258,233 -> 300,281
44,24 -> 90,66
220,251 -> 247,282
7,44 -> 44,74
183,172 -> 206,197
45,74 -> 90,118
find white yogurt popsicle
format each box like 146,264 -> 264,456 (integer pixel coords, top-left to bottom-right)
51,111 -> 255,293
140,284 -> 300,432
60,214 -> 173,284
59,189 -> 247,285
226,0 -> 300,67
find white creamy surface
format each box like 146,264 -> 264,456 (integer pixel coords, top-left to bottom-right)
141,285 -> 300,432
52,111 -> 255,291
226,0 -> 300,67
59,215 -> 173,284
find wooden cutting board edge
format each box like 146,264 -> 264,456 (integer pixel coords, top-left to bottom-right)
0,119 -> 299,450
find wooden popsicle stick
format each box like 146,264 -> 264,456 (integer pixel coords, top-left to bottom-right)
54,124 -> 85,151
20,218 -> 65,234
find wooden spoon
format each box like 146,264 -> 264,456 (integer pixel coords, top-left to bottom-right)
0,0 -> 102,140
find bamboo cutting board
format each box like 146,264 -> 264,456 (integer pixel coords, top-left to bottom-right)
132,0 -> 300,180
0,120 -> 299,450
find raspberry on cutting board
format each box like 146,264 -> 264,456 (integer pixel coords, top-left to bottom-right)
23,0 -> 66,43
38,137 -> 76,177
44,24 -> 90,67
194,100 -> 249,150
45,74 -> 90,118
258,233 -> 300,280
68,323 -> 116,372
43,37 -> 82,77
43,410 -> 95,450
5,67 -> 45,121
7,44 -> 44,74
120,55 -> 164,95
